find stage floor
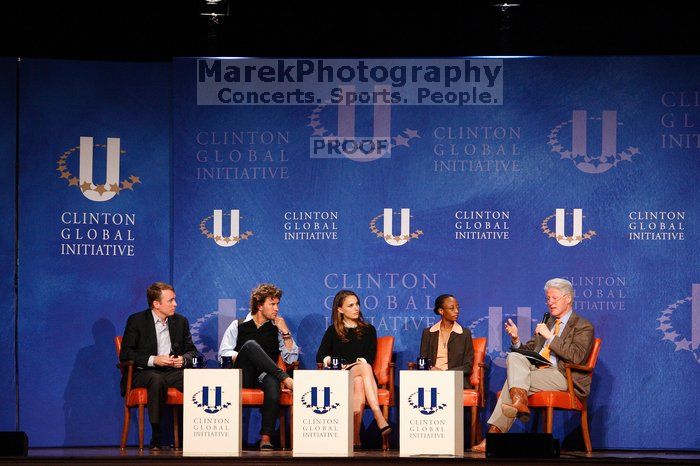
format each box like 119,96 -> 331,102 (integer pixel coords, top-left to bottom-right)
0,448 -> 698,465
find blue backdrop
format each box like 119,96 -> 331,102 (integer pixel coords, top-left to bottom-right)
1,56 -> 698,450
0,57 -> 17,431
17,60 -> 172,446
172,57 -> 699,450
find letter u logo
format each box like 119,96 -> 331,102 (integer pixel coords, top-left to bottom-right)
79,137 -> 120,202
202,386 -> 222,407
213,209 -> 240,247
571,110 -> 617,174
311,387 -> 331,408
555,208 -> 583,247
417,387 -> 437,409
337,85 -> 391,162
383,208 -> 410,247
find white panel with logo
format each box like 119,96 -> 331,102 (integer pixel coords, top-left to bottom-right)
183,368 -> 241,456
400,370 -> 463,456
293,369 -> 353,456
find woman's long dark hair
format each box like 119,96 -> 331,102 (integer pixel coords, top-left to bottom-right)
332,290 -> 369,343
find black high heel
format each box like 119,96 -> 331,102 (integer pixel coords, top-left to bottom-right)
379,424 -> 392,437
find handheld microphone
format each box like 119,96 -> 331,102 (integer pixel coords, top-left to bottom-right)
541,312 -> 551,324
170,342 -> 180,357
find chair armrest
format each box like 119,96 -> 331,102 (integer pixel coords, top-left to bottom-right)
117,360 -> 136,398
563,362 -> 593,372
387,361 -> 396,405
407,362 -> 416,370
476,364 -> 486,407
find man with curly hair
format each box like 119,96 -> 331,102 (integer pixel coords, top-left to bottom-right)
219,283 -> 297,450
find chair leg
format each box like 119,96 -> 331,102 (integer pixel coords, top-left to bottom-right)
581,407 -> 592,453
545,407 -> 554,433
289,407 -> 294,450
120,406 -> 130,450
279,412 -> 286,450
470,406 -> 478,447
172,406 -> 180,450
138,404 -> 145,450
475,414 -> 483,443
540,408 -> 547,432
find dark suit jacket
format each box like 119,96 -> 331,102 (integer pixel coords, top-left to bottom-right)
119,309 -> 198,395
419,322 -> 474,387
520,311 -> 595,398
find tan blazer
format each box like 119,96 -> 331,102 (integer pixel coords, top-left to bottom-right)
521,311 -> 595,398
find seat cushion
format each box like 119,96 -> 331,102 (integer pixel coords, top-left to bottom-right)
377,388 -> 390,405
126,387 -> 182,406
126,387 -> 148,406
463,389 -> 480,406
242,388 -> 265,405
528,391 -> 583,410
166,388 -> 183,404
279,388 -> 293,406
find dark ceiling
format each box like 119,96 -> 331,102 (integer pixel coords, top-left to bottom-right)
2,1 -> 699,60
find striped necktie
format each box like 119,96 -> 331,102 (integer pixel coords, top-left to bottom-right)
540,319 -> 561,362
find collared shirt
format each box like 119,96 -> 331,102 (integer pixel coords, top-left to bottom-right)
147,310 -> 172,367
218,312 -> 299,364
511,309 -> 573,364
542,308 -> 572,365
429,321 -> 464,370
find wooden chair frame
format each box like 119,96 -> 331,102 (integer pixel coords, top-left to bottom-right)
115,336 -> 183,450
528,338 -> 602,452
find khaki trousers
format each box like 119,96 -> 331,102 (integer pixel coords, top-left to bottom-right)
487,352 -> 567,433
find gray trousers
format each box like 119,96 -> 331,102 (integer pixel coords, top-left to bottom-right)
487,352 -> 567,432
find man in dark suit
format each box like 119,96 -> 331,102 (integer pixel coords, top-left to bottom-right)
120,282 -> 198,449
472,278 -> 595,452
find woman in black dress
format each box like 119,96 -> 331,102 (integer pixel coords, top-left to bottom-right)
316,290 -> 391,447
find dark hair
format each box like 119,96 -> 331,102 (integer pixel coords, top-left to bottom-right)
147,282 -> 174,308
433,294 -> 455,315
250,283 -> 283,315
332,290 -> 369,343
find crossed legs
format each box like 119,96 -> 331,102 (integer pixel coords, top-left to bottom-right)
349,361 -> 389,444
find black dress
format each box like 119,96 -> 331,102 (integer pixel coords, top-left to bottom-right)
316,324 -> 377,366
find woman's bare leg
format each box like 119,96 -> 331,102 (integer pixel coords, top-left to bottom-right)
352,376 -> 365,445
350,363 -> 388,430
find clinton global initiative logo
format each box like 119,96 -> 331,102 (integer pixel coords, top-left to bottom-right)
192,386 -> 232,414
407,387 -> 447,415
369,208 -> 423,247
308,85 -> 419,161
190,299 -> 247,362
469,307 -> 539,368
300,387 -> 340,414
199,209 -> 253,247
541,209 -> 596,247
657,284 -> 700,364
56,137 -> 141,202
548,110 -> 640,174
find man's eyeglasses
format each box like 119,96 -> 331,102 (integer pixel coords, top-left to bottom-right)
545,294 -> 569,304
